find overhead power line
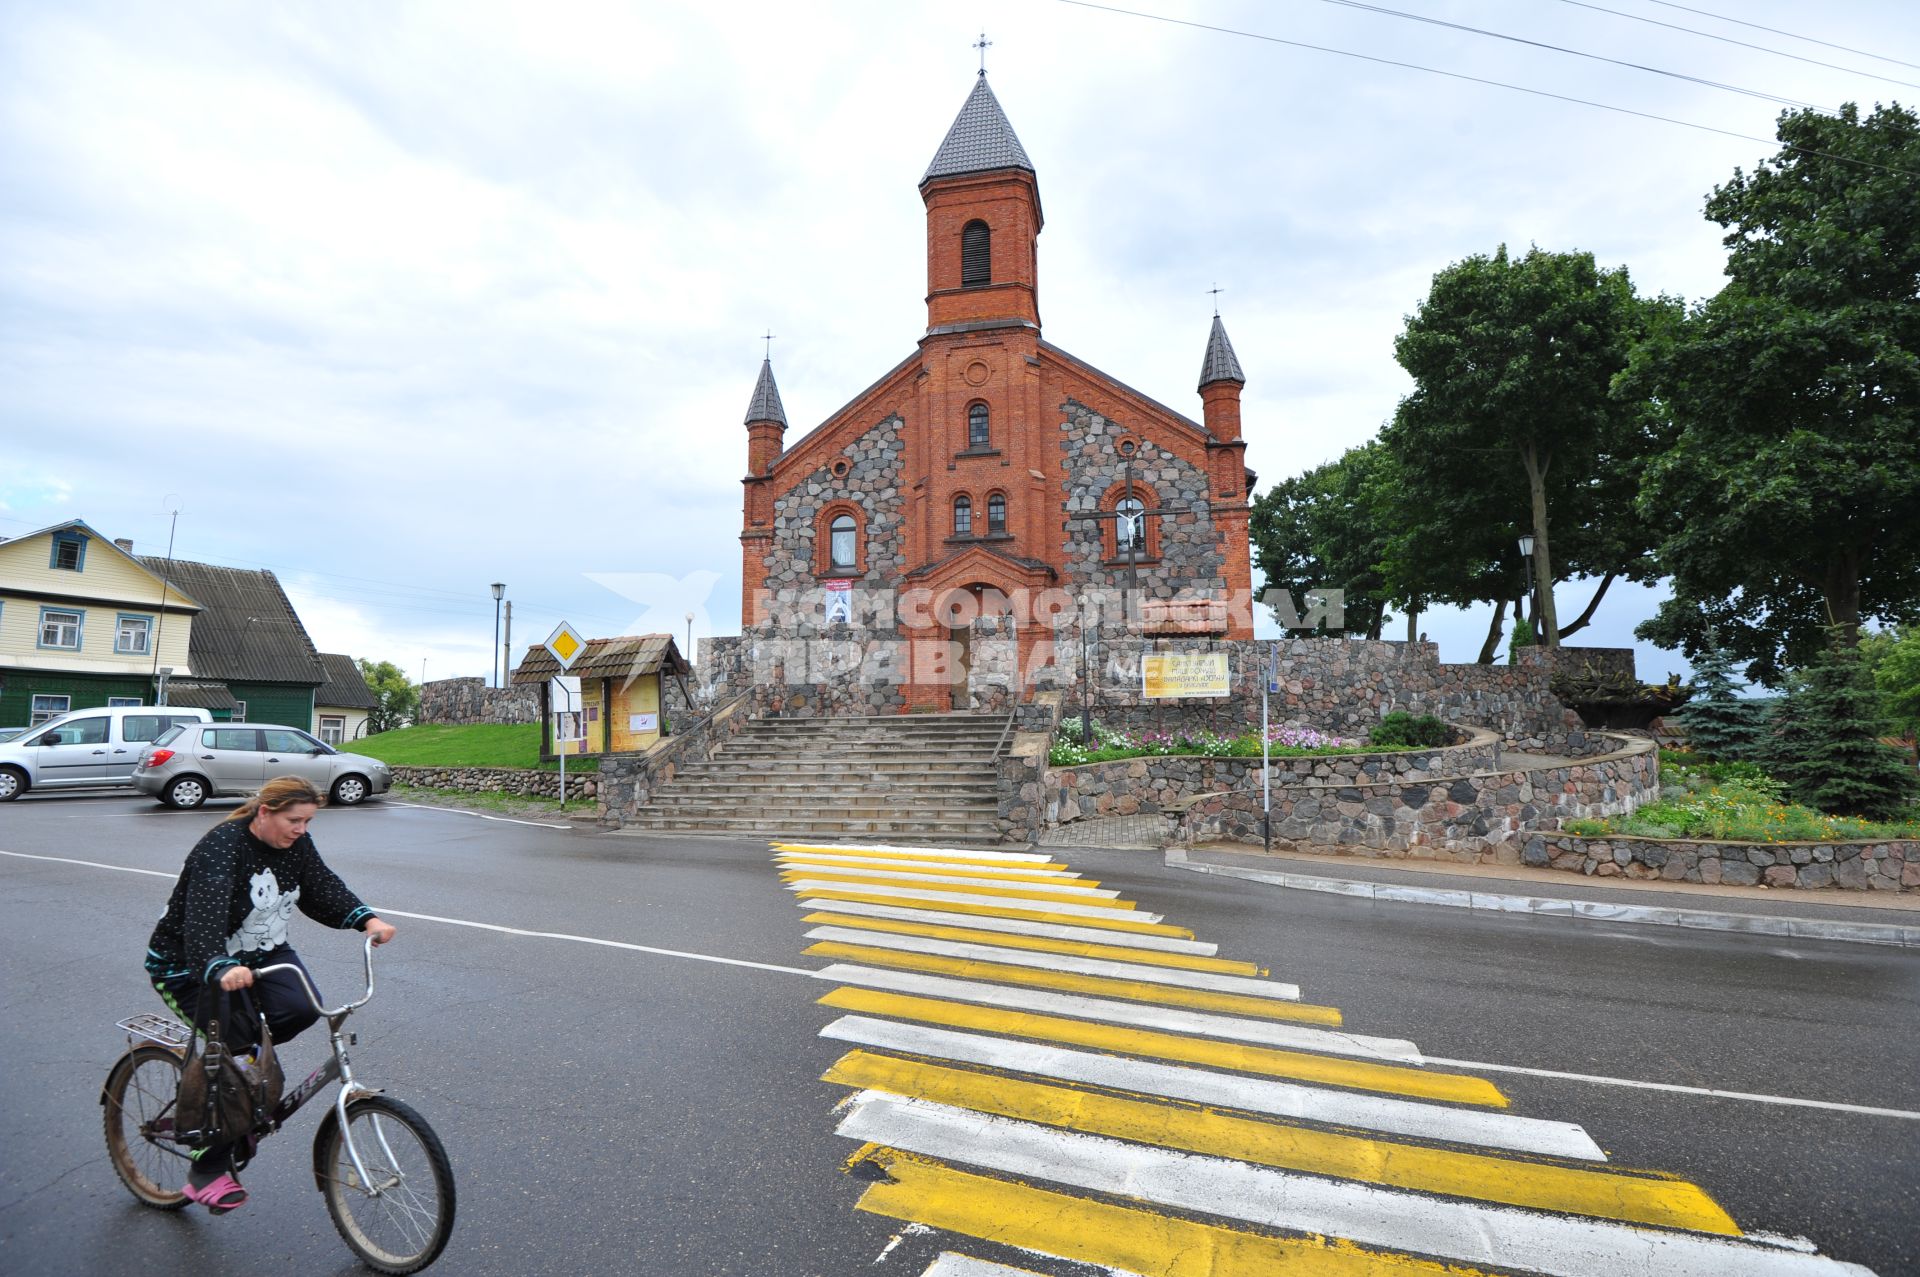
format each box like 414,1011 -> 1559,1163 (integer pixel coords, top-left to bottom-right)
1551,0 -> 1920,92
1052,0 -> 1920,180
1319,0 -> 1832,113
1644,0 -> 1920,73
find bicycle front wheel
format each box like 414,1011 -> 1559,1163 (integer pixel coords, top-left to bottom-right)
101,1045 -> 191,1210
319,1095 -> 455,1274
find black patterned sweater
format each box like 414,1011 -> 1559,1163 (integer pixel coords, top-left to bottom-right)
145,818 -> 375,987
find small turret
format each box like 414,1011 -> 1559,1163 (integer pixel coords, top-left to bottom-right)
744,358 -> 788,475
1197,313 -> 1245,443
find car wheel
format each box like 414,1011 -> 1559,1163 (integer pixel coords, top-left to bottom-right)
332,775 -> 369,807
165,776 -> 208,810
0,767 -> 25,802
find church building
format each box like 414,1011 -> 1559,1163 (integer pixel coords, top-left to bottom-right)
738,72 -> 1257,712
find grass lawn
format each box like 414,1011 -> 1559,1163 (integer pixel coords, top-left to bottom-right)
350,724 -> 575,771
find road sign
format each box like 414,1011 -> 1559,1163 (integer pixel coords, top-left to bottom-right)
544,621 -> 586,671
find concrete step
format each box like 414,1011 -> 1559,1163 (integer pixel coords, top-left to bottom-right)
626,816 -> 1005,839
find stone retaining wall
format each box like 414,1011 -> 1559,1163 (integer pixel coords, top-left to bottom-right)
597,691 -> 756,826
392,764 -> 594,801
1536,833 -> 1918,892
418,677 -> 541,726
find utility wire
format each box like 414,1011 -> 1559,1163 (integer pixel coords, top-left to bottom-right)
1550,0 -> 1920,92
1053,0 -> 1920,180
1319,0 -> 1831,113
1644,0 -> 1920,73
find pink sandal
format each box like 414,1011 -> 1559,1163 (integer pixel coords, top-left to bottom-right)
181,1172 -> 248,1215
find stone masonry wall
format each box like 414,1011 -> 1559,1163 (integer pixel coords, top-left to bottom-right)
761,416 -> 909,600
1057,401 -> 1224,596
1537,833 -> 1918,892
392,764 -> 593,801
418,677 -> 540,726
597,691 -> 755,826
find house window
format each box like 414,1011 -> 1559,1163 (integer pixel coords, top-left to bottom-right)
829,515 -> 857,570
39,608 -> 82,650
953,495 -> 973,537
987,492 -> 1007,534
50,532 -> 87,571
319,715 -> 346,746
1115,497 -> 1146,557
30,695 -> 70,725
231,700 -> 247,722
116,614 -> 152,654
961,220 -> 991,287
967,402 -> 990,449
109,697 -> 143,708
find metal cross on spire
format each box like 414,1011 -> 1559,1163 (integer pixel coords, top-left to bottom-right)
1207,284 -> 1224,316
974,31 -> 992,76
761,329 -> 776,360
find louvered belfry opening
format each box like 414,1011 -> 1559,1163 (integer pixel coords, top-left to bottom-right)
960,219 -> 991,287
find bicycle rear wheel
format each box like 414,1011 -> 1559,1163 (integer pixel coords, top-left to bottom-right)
101,1046 -> 191,1209
319,1095 -> 455,1274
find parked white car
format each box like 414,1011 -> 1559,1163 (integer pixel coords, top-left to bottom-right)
0,706 -> 214,801
132,722 -> 393,809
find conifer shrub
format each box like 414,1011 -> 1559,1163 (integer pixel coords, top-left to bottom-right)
1368,712 -> 1452,748
1765,639 -> 1920,821
1672,636 -> 1768,761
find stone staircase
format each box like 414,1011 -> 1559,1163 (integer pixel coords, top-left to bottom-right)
620,712 -> 1013,844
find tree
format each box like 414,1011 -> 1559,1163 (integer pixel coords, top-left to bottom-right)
356,659 -> 418,735
1385,245 -> 1667,647
1671,636 -> 1767,761
1631,103 -> 1920,683
1861,625 -> 1920,737
1764,639 -> 1919,820
1250,442 -> 1394,639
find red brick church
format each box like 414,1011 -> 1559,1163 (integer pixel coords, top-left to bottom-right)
737,72 -> 1257,711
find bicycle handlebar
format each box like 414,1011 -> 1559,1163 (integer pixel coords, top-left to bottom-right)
253,934 -> 377,1019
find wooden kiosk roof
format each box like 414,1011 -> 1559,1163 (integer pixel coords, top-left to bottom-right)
511,634 -> 691,684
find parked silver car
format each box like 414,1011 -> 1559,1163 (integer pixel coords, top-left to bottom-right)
132,722 -> 393,809
0,706 -> 214,801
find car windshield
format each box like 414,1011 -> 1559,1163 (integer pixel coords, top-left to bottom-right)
151,725 -> 185,746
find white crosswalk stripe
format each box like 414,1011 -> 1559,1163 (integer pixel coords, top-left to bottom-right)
785,880 -> 1163,921
799,899 -> 1219,954
780,863 -> 1120,896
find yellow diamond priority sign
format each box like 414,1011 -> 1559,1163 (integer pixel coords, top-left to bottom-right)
544,621 -> 586,672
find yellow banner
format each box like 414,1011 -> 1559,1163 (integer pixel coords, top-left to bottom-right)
1140,652 -> 1230,699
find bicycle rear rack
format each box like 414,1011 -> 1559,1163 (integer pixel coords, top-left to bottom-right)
118,1013 -> 191,1051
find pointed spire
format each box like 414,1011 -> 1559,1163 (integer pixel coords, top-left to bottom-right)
922,76 -> 1033,186
744,358 -> 786,426
1198,314 -> 1246,389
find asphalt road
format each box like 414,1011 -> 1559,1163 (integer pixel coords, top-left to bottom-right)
0,789 -> 1915,1275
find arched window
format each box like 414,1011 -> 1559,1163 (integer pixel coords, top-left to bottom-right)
1115,497 -> 1145,558
986,492 -> 1007,535
961,220 -> 991,287
967,402 -> 990,449
953,495 -> 973,537
829,514 -> 857,570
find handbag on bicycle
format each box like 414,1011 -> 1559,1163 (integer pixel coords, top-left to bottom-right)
174,987 -> 286,1151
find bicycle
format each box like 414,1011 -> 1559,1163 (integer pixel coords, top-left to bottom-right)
100,937 -> 456,1274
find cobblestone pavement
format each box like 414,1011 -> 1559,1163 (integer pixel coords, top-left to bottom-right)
1037,813 -> 1170,849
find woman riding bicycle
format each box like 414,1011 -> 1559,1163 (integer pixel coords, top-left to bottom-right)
144,775 -> 397,1214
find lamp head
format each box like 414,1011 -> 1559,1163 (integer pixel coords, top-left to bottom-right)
1517,534 -> 1535,559
490,582 -> 506,600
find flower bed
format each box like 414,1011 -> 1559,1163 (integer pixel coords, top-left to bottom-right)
1563,753 -> 1920,843
1047,722 -> 1419,768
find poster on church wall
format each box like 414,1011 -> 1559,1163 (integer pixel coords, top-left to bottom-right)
823,578 -> 853,624
1141,652 -> 1230,699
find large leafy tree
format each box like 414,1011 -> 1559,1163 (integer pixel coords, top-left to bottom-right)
1384,245 -> 1666,647
1250,442 -> 1393,639
1631,103 -> 1920,683
356,658 -> 419,735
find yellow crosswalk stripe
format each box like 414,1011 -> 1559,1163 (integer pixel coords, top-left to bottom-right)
800,910 -> 1263,976
776,854 -> 1099,888
791,889 -> 1196,939
773,842 -> 1069,870
804,940 -> 1342,1026
781,870 -> 1138,910
818,987 -> 1506,1107
851,1149 -> 1491,1276
826,1052 -> 1739,1235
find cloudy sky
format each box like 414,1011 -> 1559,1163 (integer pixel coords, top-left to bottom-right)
4,0 -> 1915,686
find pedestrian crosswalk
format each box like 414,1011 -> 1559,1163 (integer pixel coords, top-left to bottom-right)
774,840 -> 1880,1277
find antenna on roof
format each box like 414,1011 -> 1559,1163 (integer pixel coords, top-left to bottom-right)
974,31 -> 992,76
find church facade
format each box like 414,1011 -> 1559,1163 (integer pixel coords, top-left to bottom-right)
736,74 -> 1257,712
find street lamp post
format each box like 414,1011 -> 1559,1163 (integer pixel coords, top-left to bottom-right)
490,583 -> 506,687
1516,534 -> 1536,643
685,611 -> 695,664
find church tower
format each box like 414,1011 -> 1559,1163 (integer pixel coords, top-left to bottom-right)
739,357 -> 787,621
920,73 -> 1043,335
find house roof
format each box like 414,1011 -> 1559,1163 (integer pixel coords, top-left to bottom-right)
315,653 -> 378,710
164,680 -> 241,712
922,75 -> 1034,186
1198,314 -> 1246,388
745,358 -> 787,427
135,557 -> 325,686
0,519 -> 204,612
511,634 -> 691,684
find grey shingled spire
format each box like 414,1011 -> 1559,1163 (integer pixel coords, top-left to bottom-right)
1197,314 -> 1246,388
921,75 -> 1034,185
744,358 -> 786,426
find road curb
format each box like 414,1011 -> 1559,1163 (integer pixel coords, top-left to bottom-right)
1163,849 -> 1920,950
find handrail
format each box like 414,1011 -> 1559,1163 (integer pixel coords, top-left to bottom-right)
254,934 -> 376,1019
992,711 -> 1015,760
